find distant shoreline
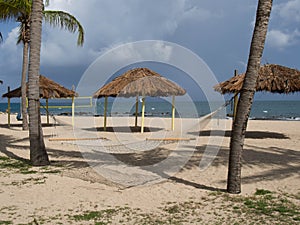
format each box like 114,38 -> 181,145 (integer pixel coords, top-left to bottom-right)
1,100 -> 300,121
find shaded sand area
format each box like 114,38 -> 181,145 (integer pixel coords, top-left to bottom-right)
0,113 -> 299,224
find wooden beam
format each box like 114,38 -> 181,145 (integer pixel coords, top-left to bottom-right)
104,96 -> 108,131
71,96 -> 75,127
146,138 -> 195,142
233,70 -> 239,121
135,95 -> 138,127
49,137 -> 107,142
171,95 -> 175,131
141,97 -> 145,133
7,86 -> 10,128
46,98 -> 49,124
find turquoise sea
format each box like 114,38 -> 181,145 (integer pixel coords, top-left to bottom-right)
1,99 -> 300,121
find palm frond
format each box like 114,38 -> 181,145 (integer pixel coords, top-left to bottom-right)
43,10 -> 84,46
0,0 -> 31,22
16,22 -> 24,44
0,32 -> 3,43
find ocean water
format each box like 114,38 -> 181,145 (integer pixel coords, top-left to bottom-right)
1,99 -> 300,121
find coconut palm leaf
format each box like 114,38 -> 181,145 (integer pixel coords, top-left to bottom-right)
0,0 -> 85,130
43,10 -> 84,46
0,0 -> 31,21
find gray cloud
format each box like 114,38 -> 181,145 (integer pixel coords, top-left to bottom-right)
0,0 -> 299,101
267,29 -> 300,49
274,0 -> 300,22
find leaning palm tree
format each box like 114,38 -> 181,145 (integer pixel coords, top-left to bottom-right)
27,0 -> 49,165
0,0 -> 84,130
227,0 -> 273,194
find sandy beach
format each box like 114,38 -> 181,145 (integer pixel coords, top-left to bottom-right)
0,113 -> 299,224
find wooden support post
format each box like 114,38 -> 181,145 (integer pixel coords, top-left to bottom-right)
104,96 -> 108,131
233,69 -> 239,121
7,86 -> 10,128
135,95 -> 138,127
72,97 -> 75,127
141,97 -> 145,133
171,95 -> 175,131
46,99 -> 49,124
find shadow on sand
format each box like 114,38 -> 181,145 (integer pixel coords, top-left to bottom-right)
0,123 -> 64,129
83,126 -> 164,133
188,130 -> 289,139
0,129 -> 298,191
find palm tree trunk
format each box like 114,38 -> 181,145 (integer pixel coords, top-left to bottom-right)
21,41 -> 29,130
227,0 -> 273,194
28,0 -> 49,166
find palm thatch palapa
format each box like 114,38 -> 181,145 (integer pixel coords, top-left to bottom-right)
93,67 -> 186,133
93,67 -> 186,97
2,75 -> 77,126
214,64 -> 300,119
2,75 -> 76,99
214,64 -> 300,94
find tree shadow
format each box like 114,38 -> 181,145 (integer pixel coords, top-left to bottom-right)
111,148 -> 172,166
83,126 -> 164,133
38,143 -> 225,191
168,176 -> 226,192
182,143 -> 300,183
0,123 -> 65,129
0,134 -> 30,163
1,130 -> 298,191
188,130 -> 289,139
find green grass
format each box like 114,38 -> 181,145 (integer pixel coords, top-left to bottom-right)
2,189 -> 298,225
255,189 -> 273,196
0,156 -> 63,187
243,190 -> 300,222
1,161 -> 298,225
0,156 -> 31,173
72,208 -> 119,224
68,190 -> 299,224
0,220 -> 12,225
0,156 -> 61,175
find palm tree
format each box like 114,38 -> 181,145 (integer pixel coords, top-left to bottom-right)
227,0 -> 273,194
27,0 -> 49,165
0,0 -> 84,130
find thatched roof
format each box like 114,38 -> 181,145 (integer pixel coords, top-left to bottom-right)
2,75 -> 77,99
93,67 -> 186,98
214,64 -> 300,94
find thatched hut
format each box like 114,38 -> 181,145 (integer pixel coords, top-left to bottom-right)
214,64 -> 300,94
2,75 -> 76,126
93,67 -> 186,133
2,75 -> 76,99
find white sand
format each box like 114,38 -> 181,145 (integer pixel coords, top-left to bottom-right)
0,113 -> 299,224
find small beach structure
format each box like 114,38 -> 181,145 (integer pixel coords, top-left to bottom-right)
214,64 -> 300,94
2,75 -> 77,127
214,64 -> 300,118
93,67 -> 186,133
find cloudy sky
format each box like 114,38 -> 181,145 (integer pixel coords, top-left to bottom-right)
0,0 -> 300,101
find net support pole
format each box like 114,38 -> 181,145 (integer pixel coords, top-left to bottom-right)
46,99 -> 49,124
233,69 -> 239,121
135,95 -> 139,127
72,97 -> 75,127
7,86 -> 10,128
104,96 -> 108,131
141,97 -> 145,133
171,95 -> 175,131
